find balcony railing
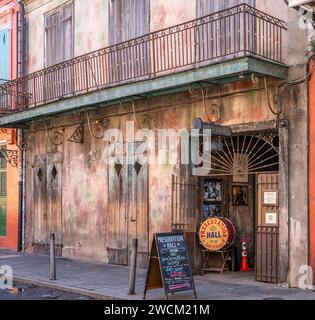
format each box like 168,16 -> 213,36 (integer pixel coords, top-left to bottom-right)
0,4 -> 286,113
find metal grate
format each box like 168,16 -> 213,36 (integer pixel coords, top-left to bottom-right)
199,130 -> 279,176
255,226 -> 280,283
171,174 -> 200,232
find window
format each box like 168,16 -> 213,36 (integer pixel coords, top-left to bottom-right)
0,28 -> 10,84
108,0 -> 150,82
44,1 -> 74,67
0,144 -> 7,237
195,0 -> 256,63
108,0 -> 150,45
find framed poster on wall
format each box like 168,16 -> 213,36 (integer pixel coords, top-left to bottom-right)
232,186 -> 248,206
263,190 -> 278,206
263,211 -> 278,226
203,179 -> 222,219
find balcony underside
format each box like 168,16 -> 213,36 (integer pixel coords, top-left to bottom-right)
0,56 -> 288,128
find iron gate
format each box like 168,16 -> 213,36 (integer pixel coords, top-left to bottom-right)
255,173 -> 280,283
171,173 -> 201,272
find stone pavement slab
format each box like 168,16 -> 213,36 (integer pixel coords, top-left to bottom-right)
1,249 -> 315,300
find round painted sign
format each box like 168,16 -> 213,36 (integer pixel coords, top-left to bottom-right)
198,217 -> 235,251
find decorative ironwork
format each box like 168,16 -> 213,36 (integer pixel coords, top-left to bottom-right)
17,135 -> 32,151
0,149 -> 19,167
189,84 -> 222,123
0,4 -> 286,112
68,124 -> 84,144
198,130 -> 279,176
205,103 -> 222,124
252,130 -> 279,152
85,110 -> 105,140
42,120 -> 64,146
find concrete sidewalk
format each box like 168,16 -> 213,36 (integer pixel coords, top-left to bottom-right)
1,249 -> 315,300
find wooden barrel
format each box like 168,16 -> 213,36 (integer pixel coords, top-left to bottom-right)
198,217 -> 235,251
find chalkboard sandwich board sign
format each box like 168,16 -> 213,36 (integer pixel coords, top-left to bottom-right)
143,232 -> 197,300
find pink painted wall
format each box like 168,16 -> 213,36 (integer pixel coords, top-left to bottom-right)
0,0 -> 20,251
150,0 -> 196,31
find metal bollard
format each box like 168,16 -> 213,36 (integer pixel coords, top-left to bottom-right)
128,238 -> 138,295
50,233 -> 56,281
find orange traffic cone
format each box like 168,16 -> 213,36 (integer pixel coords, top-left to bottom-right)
240,240 -> 253,272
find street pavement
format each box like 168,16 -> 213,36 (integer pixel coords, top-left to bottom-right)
1,249 -> 315,300
0,281 -> 94,300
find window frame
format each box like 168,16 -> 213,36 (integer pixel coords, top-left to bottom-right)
43,0 -> 75,68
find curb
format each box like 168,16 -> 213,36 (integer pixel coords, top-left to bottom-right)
11,275 -> 126,301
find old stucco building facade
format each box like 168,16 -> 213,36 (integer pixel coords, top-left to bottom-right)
0,0 -> 314,288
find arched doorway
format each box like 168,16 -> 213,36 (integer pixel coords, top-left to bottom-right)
197,129 -> 280,283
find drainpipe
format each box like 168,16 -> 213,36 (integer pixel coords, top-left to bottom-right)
17,130 -> 24,252
17,0 -> 26,252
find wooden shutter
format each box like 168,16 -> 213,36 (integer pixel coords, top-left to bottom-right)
196,0 -> 256,64
45,2 -> 73,67
109,0 -> 149,45
0,28 -> 10,83
0,145 -> 7,237
45,12 -> 59,67
44,2 -> 74,100
108,0 -> 150,83
60,3 -> 73,62
197,0 -> 255,16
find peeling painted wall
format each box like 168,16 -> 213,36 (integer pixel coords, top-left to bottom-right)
25,0 -> 109,73
150,0 -> 196,31
19,0 -> 312,287
309,58 -> 315,285
24,78 -> 279,263
281,65 -> 309,287
74,0 -> 108,56
256,0 -> 310,66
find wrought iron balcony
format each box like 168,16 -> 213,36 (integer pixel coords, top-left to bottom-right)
0,4 -> 286,113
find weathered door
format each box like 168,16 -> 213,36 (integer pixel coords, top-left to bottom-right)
256,173 -> 280,283
128,159 -> 149,268
107,160 -> 128,265
32,153 -> 63,256
46,155 -> 63,255
107,144 -> 149,268
33,156 -> 47,250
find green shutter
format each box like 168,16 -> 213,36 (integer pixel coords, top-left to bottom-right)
0,145 -> 7,237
